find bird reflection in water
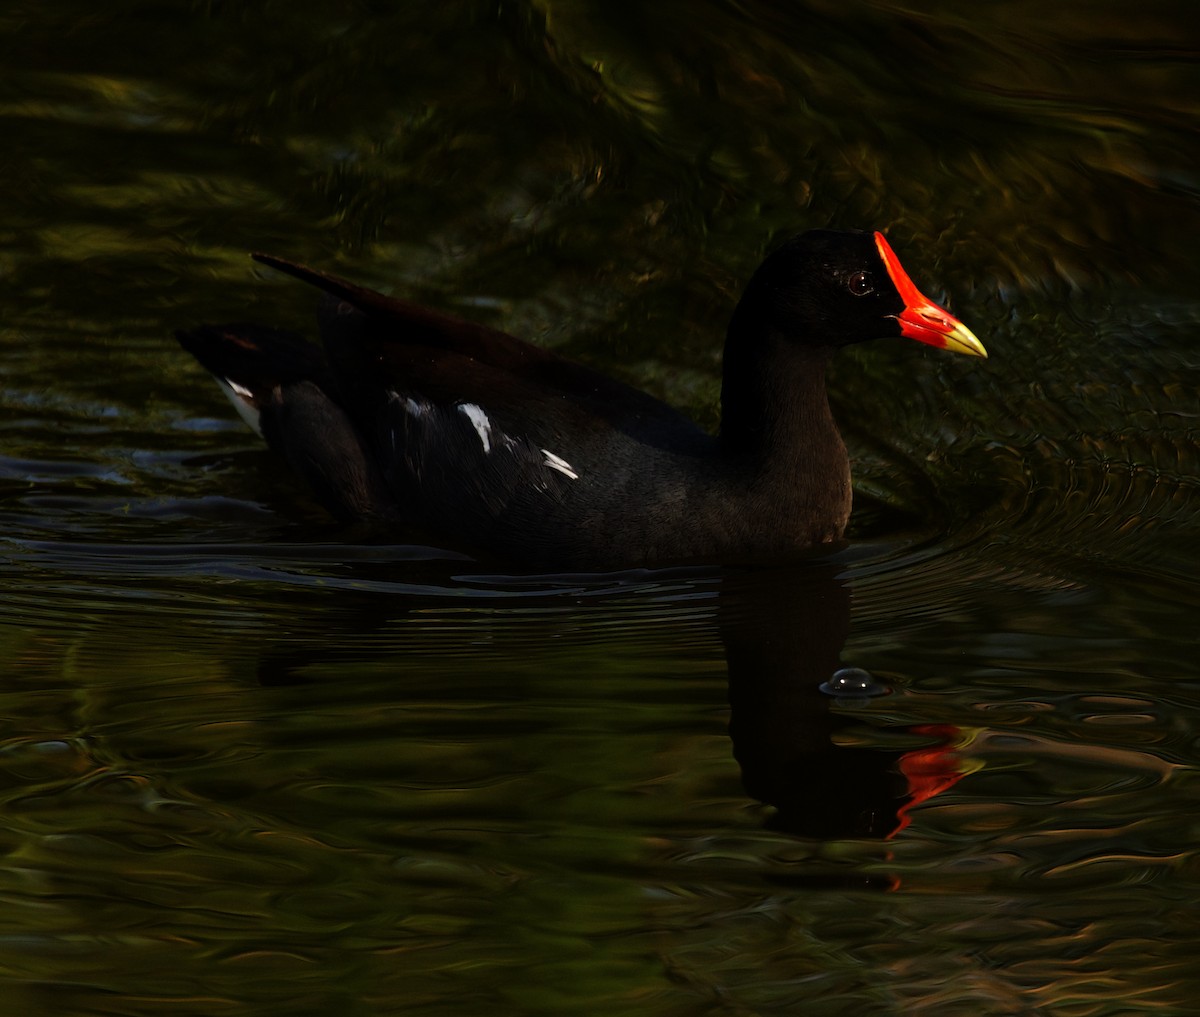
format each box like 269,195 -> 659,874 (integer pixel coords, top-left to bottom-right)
720,563 -> 971,840
251,555 -> 973,846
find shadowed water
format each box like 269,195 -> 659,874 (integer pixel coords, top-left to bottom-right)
2,2 -> 1199,1014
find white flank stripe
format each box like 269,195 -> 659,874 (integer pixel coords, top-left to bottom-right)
541,449 -> 579,480
458,403 -> 492,453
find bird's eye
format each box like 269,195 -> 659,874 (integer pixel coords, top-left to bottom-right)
848,271 -> 873,296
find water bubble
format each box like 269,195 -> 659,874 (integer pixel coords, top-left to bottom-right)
819,667 -> 890,699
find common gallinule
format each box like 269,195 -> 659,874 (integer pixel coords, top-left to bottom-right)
177,230 -> 985,569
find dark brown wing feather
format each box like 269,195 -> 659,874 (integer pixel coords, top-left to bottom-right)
251,253 -> 699,438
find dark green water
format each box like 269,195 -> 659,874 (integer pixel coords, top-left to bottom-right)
3,2 -> 1199,1014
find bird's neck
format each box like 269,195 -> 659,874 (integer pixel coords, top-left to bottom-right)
719,326 -> 852,543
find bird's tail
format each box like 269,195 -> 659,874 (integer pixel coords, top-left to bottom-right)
175,323 -> 393,523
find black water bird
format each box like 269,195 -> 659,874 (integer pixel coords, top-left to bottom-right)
176,230 -> 985,568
